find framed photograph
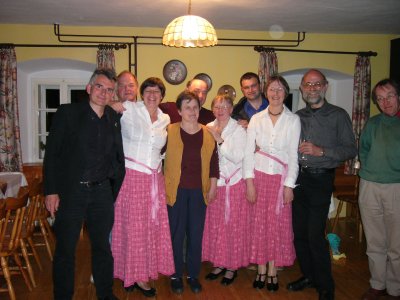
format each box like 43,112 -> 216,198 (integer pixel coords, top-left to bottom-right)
194,73 -> 212,90
163,60 -> 187,85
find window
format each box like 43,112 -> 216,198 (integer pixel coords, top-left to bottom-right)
34,80 -> 88,160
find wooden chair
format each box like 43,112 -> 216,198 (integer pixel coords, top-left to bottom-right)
3,187 -> 38,288
33,180 -> 55,261
22,179 -> 44,271
331,167 -> 363,243
0,206 -> 31,300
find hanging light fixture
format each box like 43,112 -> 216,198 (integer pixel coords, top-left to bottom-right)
162,0 -> 218,48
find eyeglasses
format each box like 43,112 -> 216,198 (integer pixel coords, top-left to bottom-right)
376,93 -> 398,104
143,89 -> 161,95
301,81 -> 326,89
267,87 -> 285,93
213,105 -> 230,111
93,83 -> 114,95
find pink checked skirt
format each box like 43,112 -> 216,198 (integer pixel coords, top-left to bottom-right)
202,179 -> 251,269
111,168 -> 175,286
249,170 -> 296,267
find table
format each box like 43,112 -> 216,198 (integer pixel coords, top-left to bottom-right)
0,172 -> 28,199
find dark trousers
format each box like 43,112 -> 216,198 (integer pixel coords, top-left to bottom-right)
53,181 -> 115,300
293,171 -> 335,294
167,188 -> 206,279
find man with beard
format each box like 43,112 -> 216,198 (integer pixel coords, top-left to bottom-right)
232,72 -> 269,128
287,69 -> 357,300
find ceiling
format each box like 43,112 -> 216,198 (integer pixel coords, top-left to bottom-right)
1,0 -> 400,35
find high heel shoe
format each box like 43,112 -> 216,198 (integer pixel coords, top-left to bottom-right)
266,275 -> 279,292
221,270 -> 237,286
126,283 -> 156,297
205,267 -> 226,280
253,273 -> 266,289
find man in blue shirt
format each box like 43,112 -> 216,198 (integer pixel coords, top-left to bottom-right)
232,72 -> 269,128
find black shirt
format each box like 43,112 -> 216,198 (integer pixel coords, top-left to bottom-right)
81,103 -> 114,182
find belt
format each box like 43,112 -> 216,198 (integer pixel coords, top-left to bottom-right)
300,166 -> 335,174
79,179 -> 108,188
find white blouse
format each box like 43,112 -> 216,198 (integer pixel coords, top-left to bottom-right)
243,106 -> 301,188
207,117 -> 247,186
120,101 -> 170,174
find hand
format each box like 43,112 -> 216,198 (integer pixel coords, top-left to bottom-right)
207,185 -> 217,203
246,178 -> 257,203
207,178 -> 218,203
283,186 -> 294,204
237,119 -> 249,129
45,194 -> 60,218
206,125 -> 223,144
109,101 -> 126,114
299,141 -> 324,157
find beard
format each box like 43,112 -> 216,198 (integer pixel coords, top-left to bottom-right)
302,90 -> 325,105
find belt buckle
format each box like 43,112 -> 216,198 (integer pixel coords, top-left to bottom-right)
80,181 -> 93,188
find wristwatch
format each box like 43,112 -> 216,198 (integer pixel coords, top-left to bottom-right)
320,148 -> 325,156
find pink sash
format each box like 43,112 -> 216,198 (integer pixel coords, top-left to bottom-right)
220,168 -> 241,223
125,156 -> 161,223
256,150 -> 288,215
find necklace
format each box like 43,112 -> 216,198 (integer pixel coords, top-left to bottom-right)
268,108 -> 283,116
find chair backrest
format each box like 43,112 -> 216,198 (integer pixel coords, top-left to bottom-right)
24,194 -> 40,236
4,187 -> 29,211
0,206 -> 26,253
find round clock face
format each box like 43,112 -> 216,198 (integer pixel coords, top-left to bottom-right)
163,60 -> 187,85
217,84 -> 237,100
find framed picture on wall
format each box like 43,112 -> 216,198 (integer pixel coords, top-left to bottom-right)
163,60 -> 187,85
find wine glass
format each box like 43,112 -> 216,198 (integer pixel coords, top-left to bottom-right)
299,136 -> 310,161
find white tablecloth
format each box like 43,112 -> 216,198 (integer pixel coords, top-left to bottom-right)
0,172 -> 28,199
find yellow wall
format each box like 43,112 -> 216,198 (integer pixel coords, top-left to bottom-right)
1,24 -> 398,114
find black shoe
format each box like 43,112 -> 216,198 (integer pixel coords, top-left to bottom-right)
287,276 -> 314,291
131,283 -> 156,297
266,275 -> 279,292
205,267 -> 226,280
221,270 -> 237,286
170,277 -> 184,294
253,273 -> 266,289
187,277 -> 202,293
319,290 -> 334,300
98,295 -> 119,300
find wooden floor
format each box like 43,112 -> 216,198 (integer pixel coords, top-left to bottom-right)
10,219 -> 372,300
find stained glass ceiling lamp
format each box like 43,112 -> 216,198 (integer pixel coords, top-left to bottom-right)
162,0 -> 218,48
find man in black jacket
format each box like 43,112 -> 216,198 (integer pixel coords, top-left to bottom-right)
232,72 -> 269,128
44,68 -> 125,300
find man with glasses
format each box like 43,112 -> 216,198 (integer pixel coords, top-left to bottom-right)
232,72 -> 269,128
287,69 -> 356,300
44,68 -> 125,300
358,79 -> 400,300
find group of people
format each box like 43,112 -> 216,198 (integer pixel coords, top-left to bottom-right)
43,66 -> 399,300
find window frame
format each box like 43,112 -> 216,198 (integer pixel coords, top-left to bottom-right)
31,78 -> 87,161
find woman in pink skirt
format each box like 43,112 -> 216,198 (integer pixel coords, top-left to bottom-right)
244,75 -> 300,292
111,77 -> 174,297
202,94 -> 250,286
